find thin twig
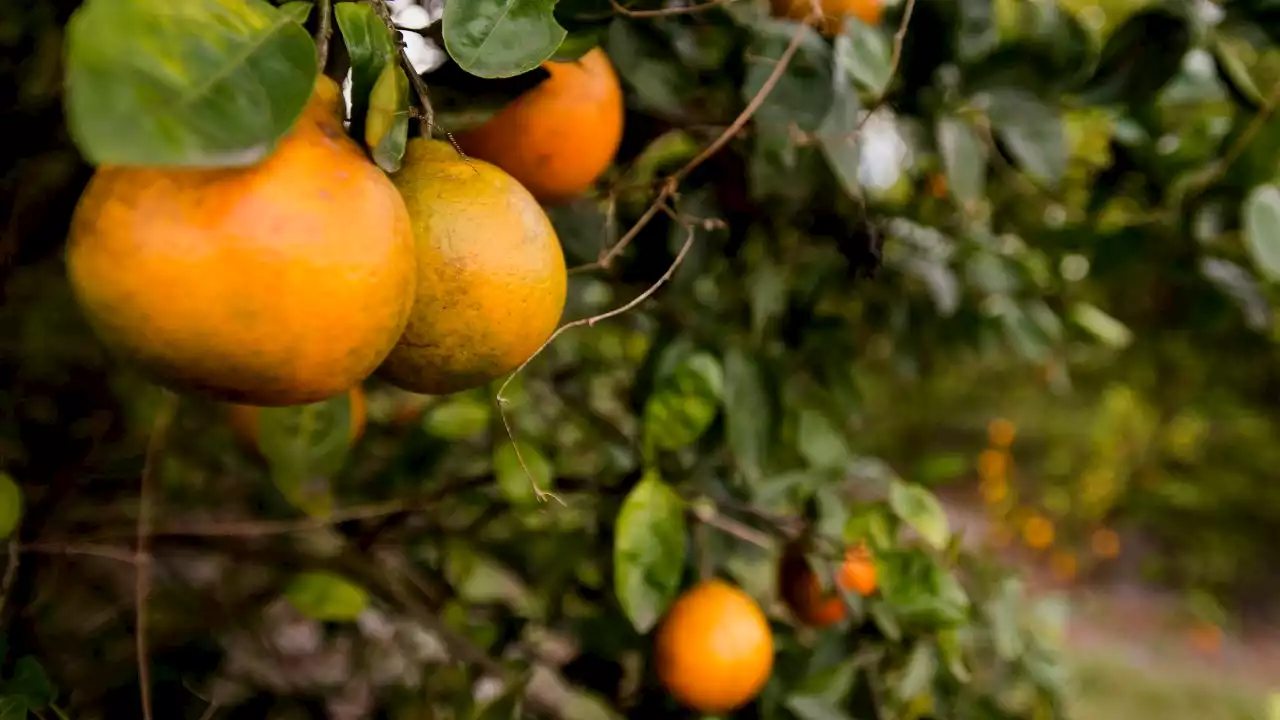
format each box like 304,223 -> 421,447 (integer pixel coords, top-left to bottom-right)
497,212 -> 701,501
609,0 -> 736,18
691,505 -> 775,549
573,12 -> 818,274
315,0 -> 333,71
136,390 -> 179,720
369,0 -> 435,137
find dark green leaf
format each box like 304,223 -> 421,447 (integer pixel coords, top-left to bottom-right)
936,115 -> 988,208
1243,184 -> 1280,282
797,410 -> 852,470
365,60 -> 410,172
723,349 -> 771,481
895,641 -> 938,701
745,20 -> 833,134
3,657 -> 55,708
955,0 -> 997,63
442,0 -> 567,78
887,479 -> 950,550
284,571 -> 370,621
817,85 -> 863,200
784,695 -> 856,720
1078,9 -> 1191,107
257,393 -> 353,518
551,30 -> 604,62
65,0 -> 317,167
982,89 -> 1066,187
605,19 -> 696,118
0,698 -> 29,720
494,441 -> 554,505
834,17 -> 892,96
335,1 -> 397,138
642,352 -> 724,451
613,471 -> 687,632
0,473 -> 22,540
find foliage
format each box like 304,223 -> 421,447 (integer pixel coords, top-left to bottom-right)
0,0 -> 1278,717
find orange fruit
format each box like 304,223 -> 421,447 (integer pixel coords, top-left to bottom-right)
771,0 -> 884,34
986,417 -> 1017,448
66,76 -> 416,406
1021,515 -> 1055,550
977,449 -> 1009,482
228,386 -> 367,453
654,579 -> 774,714
778,541 -> 877,628
378,139 -> 566,395
454,47 -> 624,204
1048,550 -> 1078,583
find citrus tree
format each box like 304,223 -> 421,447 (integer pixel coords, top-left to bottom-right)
0,0 -> 1277,717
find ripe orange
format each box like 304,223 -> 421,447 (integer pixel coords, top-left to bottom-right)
654,579 -> 774,714
771,0 -> 884,34
778,541 -> 878,627
228,386 -> 368,453
66,76 -> 416,406
378,139 -> 567,395
454,47 -> 624,204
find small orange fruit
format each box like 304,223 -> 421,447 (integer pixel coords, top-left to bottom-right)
654,579 -> 774,714
454,47 -> 624,204
66,76 -> 416,406
987,417 -> 1017,448
1048,550 -> 1078,583
927,172 -> 949,199
977,449 -> 1009,482
378,139 -> 567,396
778,541 -> 877,628
1022,514 -> 1055,550
228,386 -> 367,453
771,0 -> 884,34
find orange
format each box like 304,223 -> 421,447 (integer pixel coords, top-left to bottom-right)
378,139 -> 567,395
228,386 -> 367,453
977,449 -> 1008,482
454,47 -> 624,204
778,541 -> 877,628
1091,528 -> 1121,559
771,0 -> 884,34
66,76 -> 416,406
987,417 -> 1017,448
1022,515 -> 1055,550
654,579 -> 774,714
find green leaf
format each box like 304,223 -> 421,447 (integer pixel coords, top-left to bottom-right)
257,394 -> 353,518
955,0 -> 998,62
895,641 -> 938,702
1243,184 -> 1280,282
982,89 -> 1066,187
0,698 -> 30,720
887,479 -> 950,550
988,578 -> 1025,661
365,60 -> 410,172
65,0 -> 317,168
424,395 -> 492,440
0,474 -> 22,540
834,17 -> 892,96
642,352 -> 724,451
284,571 -> 370,621
1078,9 -> 1191,107
442,0 -> 567,79
3,657 -> 55,708
278,1 -> 313,22
746,21 -> 833,134
936,115 -> 988,208
613,471 -> 687,633
335,1 -> 397,138
604,19 -> 696,118
723,349 -> 771,481
494,441 -> 554,505
817,85 -> 863,200
784,695 -> 856,720
1069,302 -> 1133,349
622,130 -> 700,194
472,680 -> 525,720
797,410 -> 852,470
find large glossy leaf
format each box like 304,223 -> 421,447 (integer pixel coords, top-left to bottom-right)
335,1 -> 397,137
1243,184 -> 1280,282
442,0 -> 567,78
65,0 -> 316,167
613,471 -> 687,632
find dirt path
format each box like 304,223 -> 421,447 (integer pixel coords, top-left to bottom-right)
940,495 -> 1280,694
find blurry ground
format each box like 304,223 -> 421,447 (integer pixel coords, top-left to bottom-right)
941,492 -> 1280,719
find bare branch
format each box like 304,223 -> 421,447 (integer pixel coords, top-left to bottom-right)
314,0 -> 333,71
609,0 -> 737,18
